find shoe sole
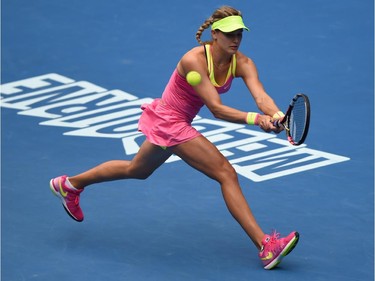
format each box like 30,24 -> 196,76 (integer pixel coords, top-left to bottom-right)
49,179 -> 83,222
264,232 -> 299,270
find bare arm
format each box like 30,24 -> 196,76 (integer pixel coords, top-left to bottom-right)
235,52 -> 282,117
177,47 -> 248,124
177,48 -> 282,132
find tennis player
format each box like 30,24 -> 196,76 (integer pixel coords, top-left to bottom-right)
50,6 -> 299,270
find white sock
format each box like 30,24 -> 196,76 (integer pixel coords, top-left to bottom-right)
65,177 -> 79,191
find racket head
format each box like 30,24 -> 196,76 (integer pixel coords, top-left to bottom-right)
283,93 -> 310,145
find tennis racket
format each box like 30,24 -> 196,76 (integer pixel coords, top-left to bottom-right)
273,93 -> 310,146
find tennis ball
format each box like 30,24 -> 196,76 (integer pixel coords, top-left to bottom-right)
186,71 -> 202,86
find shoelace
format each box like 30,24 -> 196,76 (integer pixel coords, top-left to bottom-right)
266,231 -> 281,252
270,231 -> 280,241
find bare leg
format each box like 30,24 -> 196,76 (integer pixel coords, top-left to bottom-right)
170,136 -> 265,249
68,140 -> 172,189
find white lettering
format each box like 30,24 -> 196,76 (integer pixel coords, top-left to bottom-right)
0,73 -> 351,182
40,95 -> 148,128
0,73 -> 75,96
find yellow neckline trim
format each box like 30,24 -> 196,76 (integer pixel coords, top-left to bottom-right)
205,44 -> 236,87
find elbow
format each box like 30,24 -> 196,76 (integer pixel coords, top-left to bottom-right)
211,110 -> 220,119
210,106 -> 224,120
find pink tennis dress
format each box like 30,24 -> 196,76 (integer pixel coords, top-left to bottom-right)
138,45 -> 237,147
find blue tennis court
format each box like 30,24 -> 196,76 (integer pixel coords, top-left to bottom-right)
1,0 -> 374,280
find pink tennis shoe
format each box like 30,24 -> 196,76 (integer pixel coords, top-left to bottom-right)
49,175 -> 299,270
259,231 -> 299,269
49,175 -> 84,222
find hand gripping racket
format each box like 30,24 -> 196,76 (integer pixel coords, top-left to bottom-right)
274,93 -> 311,146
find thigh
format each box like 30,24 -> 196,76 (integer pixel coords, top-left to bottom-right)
170,136 -> 236,183
129,140 -> 173,177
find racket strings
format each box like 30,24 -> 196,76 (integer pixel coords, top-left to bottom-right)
289,98 -> 307,142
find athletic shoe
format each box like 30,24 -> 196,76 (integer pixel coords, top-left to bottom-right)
259,231 -> 299,269
49,175 -> 84,222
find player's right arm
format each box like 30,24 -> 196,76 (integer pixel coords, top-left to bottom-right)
177,47 -> 249,124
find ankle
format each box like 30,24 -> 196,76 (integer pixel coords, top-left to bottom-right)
66,177 -> 83,190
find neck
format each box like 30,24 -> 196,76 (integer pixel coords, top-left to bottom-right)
210,44 -> 232,67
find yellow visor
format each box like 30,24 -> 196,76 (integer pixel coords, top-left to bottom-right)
211,15 -> 249,32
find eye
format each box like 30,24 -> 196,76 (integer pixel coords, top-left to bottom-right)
223,30 -> 243,39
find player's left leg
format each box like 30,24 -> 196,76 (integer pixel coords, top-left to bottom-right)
170,135 -> 299,269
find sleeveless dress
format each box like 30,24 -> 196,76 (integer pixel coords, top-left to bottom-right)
138,45 -> 237,147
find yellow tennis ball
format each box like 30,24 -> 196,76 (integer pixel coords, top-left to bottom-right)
186,71 -> 202,86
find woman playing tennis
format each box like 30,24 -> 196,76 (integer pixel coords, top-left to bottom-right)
50,6 -> 299,270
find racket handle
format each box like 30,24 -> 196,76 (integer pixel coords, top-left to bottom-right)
273,119 -> 281,127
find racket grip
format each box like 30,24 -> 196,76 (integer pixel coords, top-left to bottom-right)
273,119 -> 281,127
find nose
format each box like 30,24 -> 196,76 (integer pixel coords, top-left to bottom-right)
233,35 -> 240,42
233,35 -> 242,44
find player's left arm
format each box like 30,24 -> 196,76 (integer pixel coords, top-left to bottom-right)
236,52 -> 282,117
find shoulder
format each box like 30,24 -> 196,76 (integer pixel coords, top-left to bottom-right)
177,46 -> 207,76
235,51 -> 258,78
235,51 -> 255,67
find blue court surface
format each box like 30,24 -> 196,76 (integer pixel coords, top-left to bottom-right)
1,0 -> 374,280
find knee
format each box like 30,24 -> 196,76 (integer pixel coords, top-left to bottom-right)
133,174 -> 148,180
216,162 -> 238,184
128,166 -> 154,180
131,170 -> 152,180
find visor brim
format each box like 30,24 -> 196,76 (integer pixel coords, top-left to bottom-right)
216,24 -> 249,33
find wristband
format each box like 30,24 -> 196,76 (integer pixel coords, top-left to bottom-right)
246,112 -> 260,125
272,111 -> 285,119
